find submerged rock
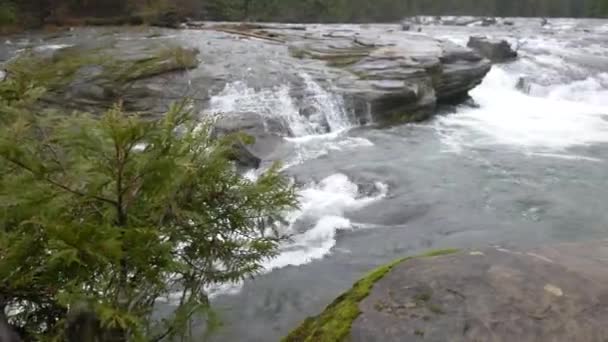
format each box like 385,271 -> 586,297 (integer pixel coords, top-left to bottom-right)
516,76 -> 533,94
481,17 -> 497,26
285,241 -> 608,342
213,112 -> 289,168
467,36 -> 518,63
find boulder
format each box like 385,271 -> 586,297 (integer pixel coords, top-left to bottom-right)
289,33 -> 490,125
213,112 -> 289,169
467,36 -> 518,63
285,240 -> 608,342
541,17 -> 549,27
516,76 -> 533,94
481,17 -> 497,26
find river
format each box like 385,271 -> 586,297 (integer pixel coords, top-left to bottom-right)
203,18 -> 608,341
3,17 -> 608,342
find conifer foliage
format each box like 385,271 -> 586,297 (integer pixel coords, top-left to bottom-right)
0,78 -> 297,340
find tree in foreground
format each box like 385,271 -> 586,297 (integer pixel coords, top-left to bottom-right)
0,79 -> 297,341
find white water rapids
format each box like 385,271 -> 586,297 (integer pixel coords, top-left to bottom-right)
204,23 -> 608,298
206,73 -> 384,296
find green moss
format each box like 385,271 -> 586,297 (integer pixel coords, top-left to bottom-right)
428,303 -> 445,315
288,46 -> 370,68
6,45 -> 198,94
108,46 -> 199,82
413,292 -> 432,302
6,49 -> 103,91
324,55 -> 367,67
282,248 -> 459,342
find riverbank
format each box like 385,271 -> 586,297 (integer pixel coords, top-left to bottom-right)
285,241 -> 608,341
4,18 -> 608,341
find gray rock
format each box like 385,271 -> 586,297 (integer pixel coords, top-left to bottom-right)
467,36 -> 518,63
8,38 -> 199,116
213,112 -> 289,169
516,76 -> 533,94
481,17 -> 497,26
290,33 -> 490,125
287,240 -> 608,342
541,17 -> 549,26
350,241 -> 608,342
440,16 -> 482,26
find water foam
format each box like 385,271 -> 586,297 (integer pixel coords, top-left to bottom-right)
264,174 -> 388,270
203,174 -> 388,299
436,66 -> 608,153
208,73 -> 352,137
203,75 -> 380,297
209,81 -> 314,136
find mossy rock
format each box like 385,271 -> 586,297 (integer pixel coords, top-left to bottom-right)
282,249 -> 459,342
5,39 -> 199,114
287,241 -> 608,342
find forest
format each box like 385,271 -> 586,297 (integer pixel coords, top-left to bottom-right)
1,0 -> 608,28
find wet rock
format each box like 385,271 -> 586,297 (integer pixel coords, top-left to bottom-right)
7,38 -> 199,116
481,17 -> 497,26
289,33 -> 490,125
503,20 -> 515,26
516,76 -> 533,94
467,36 -> 518,63
213,112 -> 288,168
400,22 -> 411,31
286,241 -> 608,342
440,16 -> 482,26
541,17 -> 549,27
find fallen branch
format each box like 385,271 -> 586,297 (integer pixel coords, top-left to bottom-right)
212,28 -> 286,43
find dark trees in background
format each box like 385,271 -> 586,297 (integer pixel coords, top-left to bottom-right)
2,0 -> 608,27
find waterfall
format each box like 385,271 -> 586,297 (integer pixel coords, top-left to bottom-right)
208,74 -> 352,137
299,73 -> 352,133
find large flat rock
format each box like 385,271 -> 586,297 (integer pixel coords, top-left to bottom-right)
285,27 -> 491,124
5,35 -> 199,115
285,241 -> 608,342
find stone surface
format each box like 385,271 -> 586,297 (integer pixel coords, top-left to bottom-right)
467,36 -> 518,62
404,16 -> 489,27
3,24 -> 491,165
288,30 -> 490,124
516,76 -> 533,94
6,38 -> 199,115
213,112 -> 289,168
348,241 -> 608,342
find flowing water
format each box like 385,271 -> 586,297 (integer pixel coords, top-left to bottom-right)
5,18 -> 607,342
205,18 -> 608,341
